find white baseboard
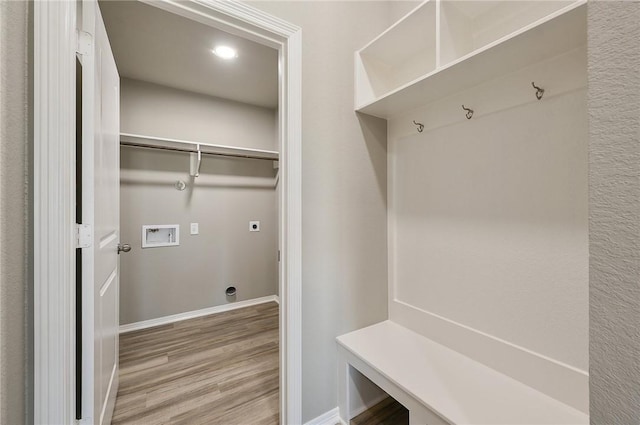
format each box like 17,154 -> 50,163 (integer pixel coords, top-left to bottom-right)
304,407 -> 345,425
119,295 -> 279,334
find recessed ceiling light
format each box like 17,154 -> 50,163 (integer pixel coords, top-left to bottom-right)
212,45 -> 238,60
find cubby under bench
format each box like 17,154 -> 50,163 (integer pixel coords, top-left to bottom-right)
337,321 -> 588,425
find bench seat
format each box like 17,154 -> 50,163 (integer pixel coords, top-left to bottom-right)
337,321 -> 588,425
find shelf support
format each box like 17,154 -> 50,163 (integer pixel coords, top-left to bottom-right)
190,144 -> 202,177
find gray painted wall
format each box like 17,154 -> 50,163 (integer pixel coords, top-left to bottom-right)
120,79 -> 278,324
246,2 -> 396,421
0,1 -> 30,424
588,2 -> 640,423
389,0 -> 421,22
121,78 -> 277,151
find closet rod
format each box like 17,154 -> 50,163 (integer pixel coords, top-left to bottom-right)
121,142 -> 279,161
120,133 -> 279,161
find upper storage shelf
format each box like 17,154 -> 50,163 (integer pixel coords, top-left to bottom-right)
120,133 -> 279,161
355,0 -> 586,119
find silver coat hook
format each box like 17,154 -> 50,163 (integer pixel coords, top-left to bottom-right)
413,120 -> 424,133
532,82 -> 544,100
462,105 -> 474,120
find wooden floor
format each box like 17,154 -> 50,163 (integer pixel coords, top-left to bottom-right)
350,397 -> 409,425
112,302 -> 279,425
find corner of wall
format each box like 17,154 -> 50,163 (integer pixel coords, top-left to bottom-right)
588,1 -> 640,422
0,0 -> 30,423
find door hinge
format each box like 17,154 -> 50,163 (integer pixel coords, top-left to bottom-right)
76,223 -> 92,249
278,250 -> 281,262
76,30 -> 93,56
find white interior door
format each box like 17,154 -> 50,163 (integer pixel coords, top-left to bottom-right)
80,1 -> 121,424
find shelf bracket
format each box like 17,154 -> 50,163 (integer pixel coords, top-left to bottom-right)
190,144 -> 202,177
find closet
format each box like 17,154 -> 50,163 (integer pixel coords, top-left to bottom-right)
109,40 -> 281,327
118,126 -> 279,325
341,0 -> 588,423
98,2 -> 281,423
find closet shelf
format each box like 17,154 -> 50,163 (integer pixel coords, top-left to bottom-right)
355,0 -> 586,119
120,133 -> 279,161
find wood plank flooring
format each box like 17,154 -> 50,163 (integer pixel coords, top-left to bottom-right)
112,302 -> 279,425
350,397 -> 409,425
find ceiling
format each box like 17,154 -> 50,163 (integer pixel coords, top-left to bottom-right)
99,1 -> 279,109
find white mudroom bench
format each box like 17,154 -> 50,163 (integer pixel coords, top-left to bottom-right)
337,321 -> 588,425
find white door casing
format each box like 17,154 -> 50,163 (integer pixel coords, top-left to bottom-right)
80,1 -> 120,424
34,1 -> 78,422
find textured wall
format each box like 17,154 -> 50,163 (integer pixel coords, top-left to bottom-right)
247,2 -> 394,421
0,1 -> 29,424
588,1 -> 640,423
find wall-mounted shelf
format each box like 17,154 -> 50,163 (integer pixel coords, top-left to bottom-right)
120,133 -> 279,161
355,0 -> 586,119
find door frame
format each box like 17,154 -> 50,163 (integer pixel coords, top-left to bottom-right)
33,1 -> 302,424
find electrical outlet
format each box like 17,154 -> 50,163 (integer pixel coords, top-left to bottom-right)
249,221 -> 260,232
190,223 -> 199,235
